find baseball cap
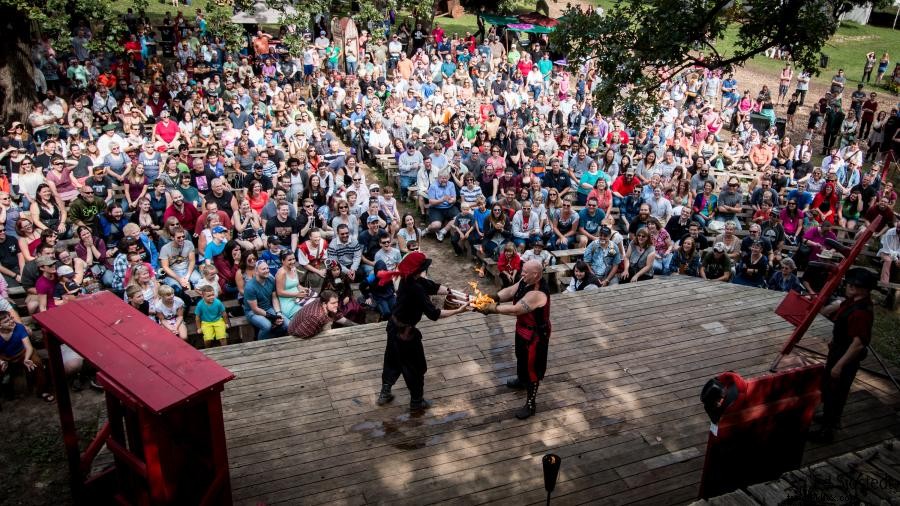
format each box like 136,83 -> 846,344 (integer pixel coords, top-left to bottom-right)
712,242 -> 726,253
598,226 -> 612,237
57,265 -> 75,277
367,215 -> 380,224
368,183 -> 380,191
212,225 -> 228,234
37,257 -> 56,267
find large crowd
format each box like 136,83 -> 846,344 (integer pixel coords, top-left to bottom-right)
1,8 -> 899,403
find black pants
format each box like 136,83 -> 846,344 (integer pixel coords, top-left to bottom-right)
859,119 -> 872,140
382,322 -> 427,400
515,331 -> 549,384
823,130 -> 839,152
821,347 -> 862,428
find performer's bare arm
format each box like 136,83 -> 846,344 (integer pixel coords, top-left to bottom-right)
494,291 -> 547,316
496,282 -> 520,303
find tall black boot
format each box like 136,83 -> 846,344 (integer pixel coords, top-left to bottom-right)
515,382 -> 538,419
376,383 -> 395,406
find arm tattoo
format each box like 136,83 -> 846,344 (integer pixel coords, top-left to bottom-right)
518,300 -> 532,314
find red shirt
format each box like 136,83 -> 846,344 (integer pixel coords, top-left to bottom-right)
861,99 -> 878,122
154,120 -> 180,143
163,202 -> 200,233
517,60 -> 534,77
864,205 -> 896,232
498,252 -> 521,274
611,174 -> 639,196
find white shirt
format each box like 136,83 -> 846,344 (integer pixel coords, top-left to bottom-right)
878,227 -> 900,259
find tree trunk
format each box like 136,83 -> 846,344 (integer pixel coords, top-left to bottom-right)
0,7 -> 37,126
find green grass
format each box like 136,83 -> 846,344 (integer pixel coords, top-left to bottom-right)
872,306 -> 900,368
715,21 -> 900,91
110,0 -> 212,21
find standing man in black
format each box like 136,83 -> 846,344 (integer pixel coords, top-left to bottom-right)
809,268 -> 877,442
476,260 -> 551,419
375,252 -> 468,411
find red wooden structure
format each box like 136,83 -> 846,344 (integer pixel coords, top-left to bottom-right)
34,292 -> 235,505
771,215 -> 883,370
698,365 -> 823,498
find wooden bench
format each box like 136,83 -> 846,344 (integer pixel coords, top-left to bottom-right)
551,248 -> 585,264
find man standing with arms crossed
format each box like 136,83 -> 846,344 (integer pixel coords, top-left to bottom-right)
476,260 -> 551,419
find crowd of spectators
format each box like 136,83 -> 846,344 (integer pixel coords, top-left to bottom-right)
1,8 -> 899,403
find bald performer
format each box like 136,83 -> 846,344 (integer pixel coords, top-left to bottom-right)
476,260 -> 551,419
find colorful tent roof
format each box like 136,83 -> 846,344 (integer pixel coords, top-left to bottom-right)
481,12 -> 557,32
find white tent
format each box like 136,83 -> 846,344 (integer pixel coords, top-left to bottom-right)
231,1 -> 297,25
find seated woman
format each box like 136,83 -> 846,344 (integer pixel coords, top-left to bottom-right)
275,250 -> 313,320
482,203 -> 511,258
670,236 -> 702,277
732,240 -> 769,287
767,257 -> 805,292
565,260 -> 601,292
621,228 -> 656,283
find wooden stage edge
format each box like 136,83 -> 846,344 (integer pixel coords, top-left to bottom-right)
205,278 -> 900,506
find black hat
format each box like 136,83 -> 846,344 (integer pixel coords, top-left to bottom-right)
700,372 -> 746,424
598,226 -> 612,237
844,267 -> 877,290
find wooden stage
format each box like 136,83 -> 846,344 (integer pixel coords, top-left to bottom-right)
205,277 -> 900,505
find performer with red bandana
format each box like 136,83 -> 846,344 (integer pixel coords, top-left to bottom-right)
477,260 -> 551,419
374,251 -> 469,411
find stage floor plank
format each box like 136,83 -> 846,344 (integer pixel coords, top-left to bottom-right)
205,278 -> 900,505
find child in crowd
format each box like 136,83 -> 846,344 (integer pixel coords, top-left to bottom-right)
153,284 -> 187,340
259,236 -> 283,276
126,284 -> 151,317
194,263 -> 221,297
378,185 -> 400,235
450,203 -> 475,256
194,284 -> 229,348
203,225 -> 229,263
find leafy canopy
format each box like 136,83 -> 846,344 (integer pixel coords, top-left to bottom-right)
551,0 -> 881,128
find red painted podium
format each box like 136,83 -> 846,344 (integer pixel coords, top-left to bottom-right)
698,365 -> 823,498
34,292 -> 235,505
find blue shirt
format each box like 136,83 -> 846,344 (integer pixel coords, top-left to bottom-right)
195,298 -> 226,323
474,207 -> 490,232
0,323 -> 29,357
787,189 -> 813,209
243,275 -> 276,314
578,208 -> 606,235
583,240 -> 622,278
427,181 -> 456,209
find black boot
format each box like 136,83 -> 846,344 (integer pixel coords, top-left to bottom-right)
515,382 -> 538,419
506,377 -> 526,390
410,398 -> 433,411
376,384 -> 395,406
